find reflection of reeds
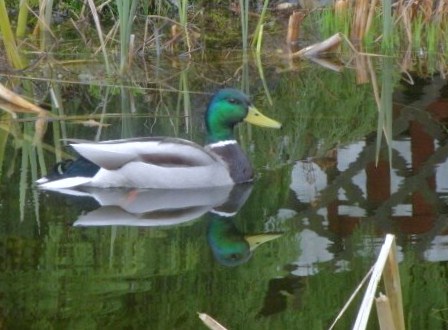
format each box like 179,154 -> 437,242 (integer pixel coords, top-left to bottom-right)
178,70 -> 191,134
321,0 -> 448,51
376,57 -> 393,166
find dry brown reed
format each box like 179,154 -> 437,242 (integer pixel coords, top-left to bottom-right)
351,0 -> 369,41
286,11 -> 305,45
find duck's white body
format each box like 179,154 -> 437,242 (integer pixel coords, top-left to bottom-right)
37,137 -> 236,189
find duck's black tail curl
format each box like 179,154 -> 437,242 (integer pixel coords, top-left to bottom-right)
37,157 -> 100,184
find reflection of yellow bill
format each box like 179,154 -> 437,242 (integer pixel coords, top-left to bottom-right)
245,233 -> 283,251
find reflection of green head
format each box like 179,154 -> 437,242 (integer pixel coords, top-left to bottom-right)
205,89 -> 281,143
207,213 -> 283,267
207,213 -> 252,267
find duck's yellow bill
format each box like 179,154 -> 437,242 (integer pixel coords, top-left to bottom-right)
244,106 -> 282,129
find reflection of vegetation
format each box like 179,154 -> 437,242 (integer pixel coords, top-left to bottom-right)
2,190 -> 447,329
264,63 -> 378,161
316,0 -> 448,52
0,176 -> 291,328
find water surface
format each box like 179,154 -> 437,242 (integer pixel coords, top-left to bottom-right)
1,51 -> 448,329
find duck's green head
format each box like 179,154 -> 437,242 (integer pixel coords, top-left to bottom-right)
205,88 -> 281,143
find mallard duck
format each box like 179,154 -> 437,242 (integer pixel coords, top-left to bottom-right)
36,88 -> 281,189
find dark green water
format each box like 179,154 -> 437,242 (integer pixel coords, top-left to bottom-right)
1,53 -> 448,329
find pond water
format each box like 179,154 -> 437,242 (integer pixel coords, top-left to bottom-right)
1,48 -> 448,329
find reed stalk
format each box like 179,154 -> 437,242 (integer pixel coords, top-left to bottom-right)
116,0 -> 139,74
382,0 -> 393,49
286,11 -> 305,47
120,87 -> 133,138
254,24 -> 273,106
180,70 -> 191,134
174,68 -> 191,136
94,87 -> 111,141
42,0 -> 54,49
375,57 -> 393,167
16,0 -> 29,38
87,0 -> 111,73
251,0 -> 269,48
352,0 -> 369,41
49,85 -> 65,162
0,115 -> 9,178
239,0 -> 249,50
426,22 -> 438,54
19,122 -> 34,221
177,0 -> 192,54
0,0 -> 25,69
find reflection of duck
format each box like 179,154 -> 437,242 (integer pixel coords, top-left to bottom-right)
207,182 -> 282,266
36,89 -> 281,189
70,185 -> 236,227
45,182 -> 281,266
207,213 -> 282,267
68,183 -> 252,227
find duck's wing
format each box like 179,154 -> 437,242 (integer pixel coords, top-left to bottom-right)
69,137 -> 220,170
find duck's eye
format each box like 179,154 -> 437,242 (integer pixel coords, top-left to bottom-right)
228,98 -> 239,104
229,253 -> 241,260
